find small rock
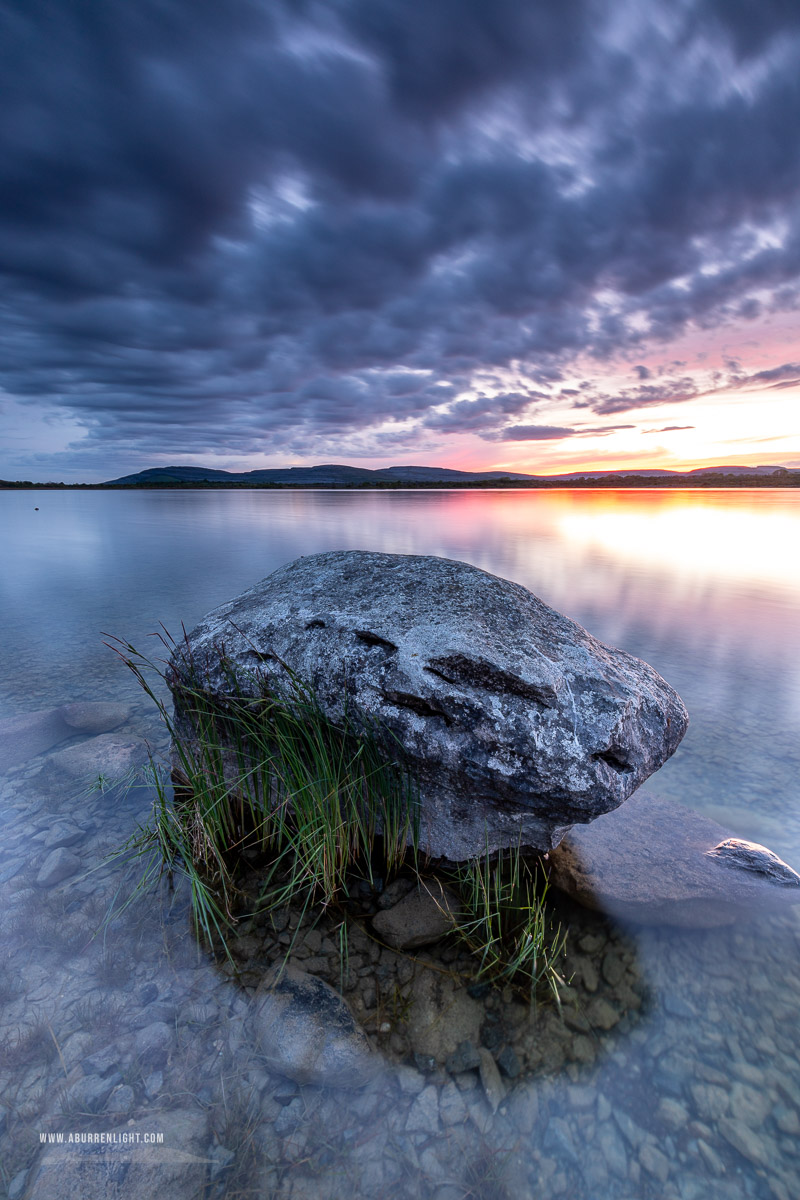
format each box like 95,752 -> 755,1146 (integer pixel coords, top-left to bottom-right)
657,1098 -> 689,1130
106,1085 -> 135,1114
639,1143 -> 670,1183
664,993 -> 696,1019
64,1073 -> 119,1114
439,1082 -> 467,1127
376,877 -> 417,910
396,1066 -> 425,1094
413,1053 -> 437,1074
774,1104 -> 800,1135
496,1044 -> 521,1079
50,733 -> 148,782
544,1117 -> 579,1164
133,1021 -> 174,1066
598,1122 -> 628,1178
690,1083 -> 729,1122
250,963 -> 377,1088
274,1097 -> 304,1136
36,847 -> 80,887
42,822 -> 83,849
718,1116 -> 771,1167
601,952 -> 624,986
728,1081 -> 772,1128
696,1138 -> 725,1175
587,997 -> 620,1030
406,1085 -> 440,1134
445,1040 -> 481,1074
477,1047 -> 506,1113
371,879 -> 461,950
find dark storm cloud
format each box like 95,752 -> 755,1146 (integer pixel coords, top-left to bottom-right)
486,422 -> 636,443
2,0 -> 800,471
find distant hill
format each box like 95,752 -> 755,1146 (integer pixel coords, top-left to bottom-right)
103,462 -> 794,487
104,463 -> 541,486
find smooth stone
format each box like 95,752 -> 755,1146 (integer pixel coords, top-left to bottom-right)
169,551 -> 687,859
640,1143 -> 670,1183
42,822 -> 83,849
548,791 -> 800,927
27,1109 -> 209,1200
728,1082 -> 772,1128
445,1040 -> 481,1074
439,1082 -> 467,1127
406,1084 -> 440,1133
48,733 -> 148,782
496,1044 -> 521,1079
597,1123 -> 628,1180
477,1047 -> 506,1113
657,1098 -> 690,1130
63,1073 -> 119,1114
36,847 -> 80,887
371,878 -> 461,950
717,1117 -> 772,1167
250,963 -> 377,1088
133,1021 -> 174,1066
0,701 -> 129,771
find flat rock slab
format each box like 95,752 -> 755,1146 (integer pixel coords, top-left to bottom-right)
548,791 -> 800,927
48,733 -> 148,782
0,701 -> 129,772
250,963 -> 377,1088
371,878 -> 461,949
169,551 -> 688,859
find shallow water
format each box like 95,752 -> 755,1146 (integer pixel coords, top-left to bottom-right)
1,487 -> 800,1199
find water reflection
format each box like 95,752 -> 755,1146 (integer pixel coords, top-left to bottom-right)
2,487 -> 800,1198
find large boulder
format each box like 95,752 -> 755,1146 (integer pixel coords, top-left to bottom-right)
167,551 -> 688,859
547,790 -> 800,926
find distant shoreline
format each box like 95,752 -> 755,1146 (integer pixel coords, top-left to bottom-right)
3,475 -> 800,491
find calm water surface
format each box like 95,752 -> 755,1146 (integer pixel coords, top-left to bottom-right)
1,488 -> 799,1199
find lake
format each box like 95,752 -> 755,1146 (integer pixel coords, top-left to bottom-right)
1,487 -> 799,1199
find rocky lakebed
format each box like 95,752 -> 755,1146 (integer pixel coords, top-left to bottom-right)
1,551 -> 800,1200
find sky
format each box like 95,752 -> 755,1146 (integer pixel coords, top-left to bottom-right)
1,0 -> 799,483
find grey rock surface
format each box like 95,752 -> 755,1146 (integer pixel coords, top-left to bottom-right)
250,963 -> 377,1088
168,551 -> 688,858
36,846 -> 80,887
49,732 -> 148,782
0,701 -> 129,771
548,791 -> 800,926
371,878 -> 461,949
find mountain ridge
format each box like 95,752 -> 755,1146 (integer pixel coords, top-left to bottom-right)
103,462 -> 794,486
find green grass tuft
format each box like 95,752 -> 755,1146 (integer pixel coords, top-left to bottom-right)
104,628 -> 567,1004
104,630 -> 419,958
